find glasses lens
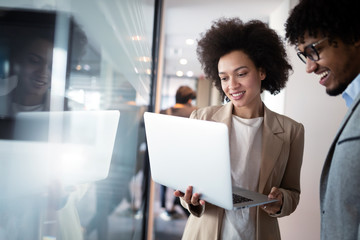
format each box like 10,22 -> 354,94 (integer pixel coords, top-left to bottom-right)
297,52 -> 307,64
304,46 -> 319,61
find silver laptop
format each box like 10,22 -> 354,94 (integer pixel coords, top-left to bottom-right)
144,112 -> 277,210
0,110 -> 120,198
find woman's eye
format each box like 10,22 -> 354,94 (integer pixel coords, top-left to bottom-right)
219,76 -> 228,81
27,54 -> 41,64
237,72 -> 246,77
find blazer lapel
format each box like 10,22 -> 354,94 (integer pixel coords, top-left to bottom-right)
331,93 -> 360,142
258,106 -> 284,193
320,93 -> 360,199
211,102 -> 233,134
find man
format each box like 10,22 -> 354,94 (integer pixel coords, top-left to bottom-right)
285,0 -> 360,239
159,85 -> 196,220
161,85 -> 197,117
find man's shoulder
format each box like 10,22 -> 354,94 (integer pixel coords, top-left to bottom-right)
160,108 -> 171,115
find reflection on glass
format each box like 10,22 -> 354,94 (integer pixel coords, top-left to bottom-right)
0,0 -> 155,239
0,11 -> 55,117
0,9 -> 89,240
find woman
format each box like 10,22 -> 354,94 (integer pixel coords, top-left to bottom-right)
174,18 -> 304,240
0,28 -> 54,117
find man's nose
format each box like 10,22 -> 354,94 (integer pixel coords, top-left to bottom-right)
306,58 -> 317,73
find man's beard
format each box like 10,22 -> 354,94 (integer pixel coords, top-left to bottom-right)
326,81 -> 350,96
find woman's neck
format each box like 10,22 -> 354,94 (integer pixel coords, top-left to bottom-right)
233,99 -> 264,119
13,90 -> 45,106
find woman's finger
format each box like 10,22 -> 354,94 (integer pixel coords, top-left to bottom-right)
191,193 -> 200,206
183,186 -> 193,203
174,190 -> 184,197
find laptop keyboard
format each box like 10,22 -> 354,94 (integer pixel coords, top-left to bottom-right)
232,193 -> 253,204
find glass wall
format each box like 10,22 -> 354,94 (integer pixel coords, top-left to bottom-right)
0,0 -> 155,239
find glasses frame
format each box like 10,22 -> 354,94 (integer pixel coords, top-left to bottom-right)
297,37 -> 328,64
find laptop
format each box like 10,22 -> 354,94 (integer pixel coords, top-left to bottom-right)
144,112 -> 277,210
0,110 -> 120,198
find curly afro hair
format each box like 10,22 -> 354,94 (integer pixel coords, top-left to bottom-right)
285,0 -> 360,46
196,17 -> 292,100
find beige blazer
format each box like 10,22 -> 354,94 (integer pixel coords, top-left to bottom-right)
180,102 -> 304,240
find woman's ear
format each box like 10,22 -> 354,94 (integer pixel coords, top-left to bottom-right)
354,39 -> 360,48
259,68 -> 266,81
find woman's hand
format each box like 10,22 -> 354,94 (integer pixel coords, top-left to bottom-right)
261,187 -> 283,215
174,186 -> 205,206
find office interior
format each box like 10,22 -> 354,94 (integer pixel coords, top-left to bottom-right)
0,0 -> 347,240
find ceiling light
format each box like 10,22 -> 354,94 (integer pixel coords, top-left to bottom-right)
131,35 -> 141,41
83,64 -> 91,71
176,71 -> 184,77
186,71 -> 194,77
179,58 -> 188,65
138,56 -> 151,62
185,39 -> 195,45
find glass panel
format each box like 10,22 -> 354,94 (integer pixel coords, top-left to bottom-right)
0,0 -> 155,239
154,77 -> 197,239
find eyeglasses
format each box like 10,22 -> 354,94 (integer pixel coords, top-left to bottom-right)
297,38 -> 328,64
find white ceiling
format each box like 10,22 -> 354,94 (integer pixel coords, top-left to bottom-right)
162,0 -> 284,78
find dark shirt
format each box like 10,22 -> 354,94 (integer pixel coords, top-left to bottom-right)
160,104 -> 196,118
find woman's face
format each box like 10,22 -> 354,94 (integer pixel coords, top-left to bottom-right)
17,38 -> 53,97
218,50 -> 265,117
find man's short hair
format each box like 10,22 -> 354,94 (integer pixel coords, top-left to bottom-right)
175,86 -> 196,104
285,0 -> 360,45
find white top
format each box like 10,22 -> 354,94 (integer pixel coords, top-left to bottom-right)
12,103 -> 45,114
221,115 -> 263,240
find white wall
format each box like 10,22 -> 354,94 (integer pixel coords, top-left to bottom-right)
268,1 -> 348,239
262,0 -> 289,115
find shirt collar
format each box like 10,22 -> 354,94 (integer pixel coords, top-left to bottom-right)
342,73 -> 360,108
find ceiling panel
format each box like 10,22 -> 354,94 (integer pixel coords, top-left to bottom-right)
163,0 -> 284,77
